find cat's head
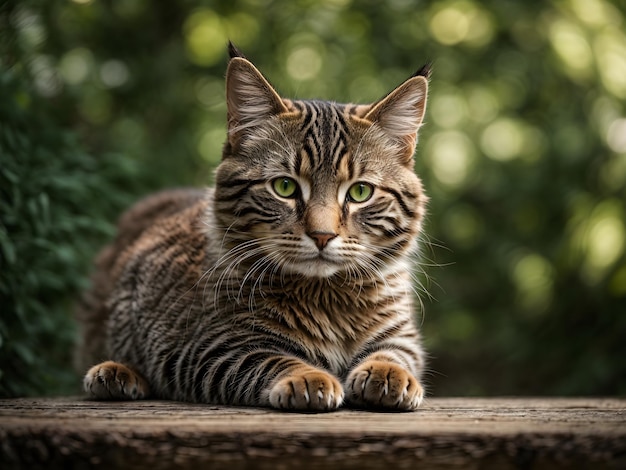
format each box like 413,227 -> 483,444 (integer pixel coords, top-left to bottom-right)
214,44 -> 429,279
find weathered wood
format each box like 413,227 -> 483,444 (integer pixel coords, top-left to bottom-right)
0,397 -> 624,469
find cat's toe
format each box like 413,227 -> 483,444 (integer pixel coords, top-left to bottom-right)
346,360 -> 423,411
268,369 -> 344,411
84,361 -> 150,400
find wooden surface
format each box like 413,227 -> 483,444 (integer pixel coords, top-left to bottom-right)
0,397 -> 624,469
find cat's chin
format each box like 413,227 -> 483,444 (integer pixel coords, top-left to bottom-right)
283,259 -> 343,279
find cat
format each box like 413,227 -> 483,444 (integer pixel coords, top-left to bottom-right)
76,43 -> 430,411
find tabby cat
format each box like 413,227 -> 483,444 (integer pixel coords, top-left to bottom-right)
76,44 -> 430,411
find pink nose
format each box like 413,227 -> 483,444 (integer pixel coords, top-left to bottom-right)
307,231 -> 337,250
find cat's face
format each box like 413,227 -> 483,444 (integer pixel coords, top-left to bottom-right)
214,54 -> 428,280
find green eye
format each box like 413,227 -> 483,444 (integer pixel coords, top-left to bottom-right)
273,177 -> 298,198
347,182 -> 374,203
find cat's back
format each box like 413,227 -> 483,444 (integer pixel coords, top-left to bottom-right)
75,188 -> 211,371
99,188 -> 210,286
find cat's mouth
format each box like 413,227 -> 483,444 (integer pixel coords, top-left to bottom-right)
312,250 -> 344,265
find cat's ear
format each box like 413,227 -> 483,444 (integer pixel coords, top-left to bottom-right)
226,52 -> 288,144
364,67 -> 429,164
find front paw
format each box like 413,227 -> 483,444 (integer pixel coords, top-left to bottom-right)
269,368 -> 344,411
346,360 -> 423,410
84,361 -> 150,400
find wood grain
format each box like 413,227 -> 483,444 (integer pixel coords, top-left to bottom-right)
1,397 -> 624,469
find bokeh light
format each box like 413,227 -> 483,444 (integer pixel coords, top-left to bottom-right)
480,118 -> 525,162
184,9 -> 227,66
548,18 -> 593,80
582,200 -> 626,284
426,131 -> 475,188
511,253 -> 554,315
595,28 -> 626,99
287,46 -> 323,81
58,48 -> 93,85
429,2 -> 494,48
99,60 -> 129,88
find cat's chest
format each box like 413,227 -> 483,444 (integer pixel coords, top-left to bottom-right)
257,286 -> 385,374
217,270 -> 400,375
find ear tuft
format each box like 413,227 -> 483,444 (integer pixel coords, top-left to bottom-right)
228,41 -> 247,60
412,61 -> 433,80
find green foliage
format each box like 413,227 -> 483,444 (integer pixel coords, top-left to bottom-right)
0,4 -> 142,397
2,0 -> 625,397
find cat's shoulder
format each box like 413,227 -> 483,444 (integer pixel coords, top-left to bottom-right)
109,188 -> 211,281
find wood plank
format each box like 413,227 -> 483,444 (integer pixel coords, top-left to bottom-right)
1,397 -> 624,469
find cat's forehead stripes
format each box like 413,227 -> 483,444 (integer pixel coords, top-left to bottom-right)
287,100 -> 357,182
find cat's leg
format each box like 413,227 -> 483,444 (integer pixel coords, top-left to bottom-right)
345,352 -> 424,411
83,360 -> 150,400
266,362 -> 344,411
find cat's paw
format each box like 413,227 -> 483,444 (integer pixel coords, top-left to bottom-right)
269,369 -> 344,411
346,360 -> 423,411
84,361 -> 150,400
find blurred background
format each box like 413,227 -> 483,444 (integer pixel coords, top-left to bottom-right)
1,0 -> 625,398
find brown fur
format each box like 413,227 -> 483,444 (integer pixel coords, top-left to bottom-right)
77,48 -> 430,411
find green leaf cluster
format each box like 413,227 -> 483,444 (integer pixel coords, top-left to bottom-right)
0,4 -> 142,396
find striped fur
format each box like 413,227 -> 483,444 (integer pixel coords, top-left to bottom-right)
77,48 -> 430,411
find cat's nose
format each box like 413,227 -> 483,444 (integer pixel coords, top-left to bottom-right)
307,231 -> 337,251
